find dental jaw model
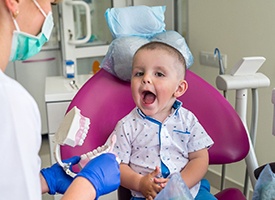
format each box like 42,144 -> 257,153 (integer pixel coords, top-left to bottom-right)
78,134 -> 117,169
54,106 -> 90,178
54,106 -> 119,177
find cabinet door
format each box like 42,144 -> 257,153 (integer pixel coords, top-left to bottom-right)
59,0 -> 113,71
46,101 -> 70,134
15,50 -> 62,134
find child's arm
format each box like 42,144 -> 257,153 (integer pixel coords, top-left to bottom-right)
180,148 -> 209,188
120,163 -> 163,199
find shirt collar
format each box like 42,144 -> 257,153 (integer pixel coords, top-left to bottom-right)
136,99 -> 182,120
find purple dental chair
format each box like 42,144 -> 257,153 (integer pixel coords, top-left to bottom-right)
61,69 -> 249,200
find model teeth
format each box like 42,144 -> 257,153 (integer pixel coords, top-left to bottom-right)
86,152 -> 92,157
76,129 -> 88,146
80,154 -> 88,159
79,135 -> 119,169
79,139 -> 84,145
80,144 -> 109,165
81,133 -> 87,139
96,146 -> 102,151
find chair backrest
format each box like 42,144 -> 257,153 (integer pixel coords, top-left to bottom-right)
60,69 -> 249,168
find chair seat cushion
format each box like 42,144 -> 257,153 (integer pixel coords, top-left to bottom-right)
214,188 -> 246,200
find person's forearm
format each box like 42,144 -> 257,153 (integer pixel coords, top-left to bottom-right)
40,173 -> 49,194
61,177 -> 96,200
180,159 -> 208,188
120,164 -> 142,191
180,150 -> 209,188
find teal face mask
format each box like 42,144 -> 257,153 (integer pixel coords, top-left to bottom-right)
9,0 -> 54,61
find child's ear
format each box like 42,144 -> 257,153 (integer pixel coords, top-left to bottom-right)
174,79 -> 188,98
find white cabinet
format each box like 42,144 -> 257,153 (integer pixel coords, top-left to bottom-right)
45,74 -> 92,162
46,101 -> 71,164
5,49 -> 62,134
45,75 -> 91,200
47,102 -> 70,200
59,0 -> 113,76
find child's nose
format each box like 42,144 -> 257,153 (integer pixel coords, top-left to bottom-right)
142,74 -> 151,84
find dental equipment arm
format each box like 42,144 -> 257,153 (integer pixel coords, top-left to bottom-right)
272,89 -> 275,136
253,89 -> 275,179
251,88 -> 275,181
214,48 -> 225,75
216,56 -> 270,192
214,48 -> 227,191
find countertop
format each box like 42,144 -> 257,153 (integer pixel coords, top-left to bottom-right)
45,74 -> 92,102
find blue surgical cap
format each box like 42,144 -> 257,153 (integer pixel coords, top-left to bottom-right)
152,31 -> 194,69
105,5 -> 166,39
101,5 -> 194,81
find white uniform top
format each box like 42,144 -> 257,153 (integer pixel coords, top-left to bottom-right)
112,100 -> 214,198
0,69 -> 42,200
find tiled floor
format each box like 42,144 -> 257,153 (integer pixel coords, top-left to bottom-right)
39,135 -> 220,200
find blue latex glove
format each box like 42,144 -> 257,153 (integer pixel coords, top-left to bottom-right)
40,156 -> 80,195
76,153 -> 120,199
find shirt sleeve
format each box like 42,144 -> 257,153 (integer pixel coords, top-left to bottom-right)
186,114 -> 214,153
111,119 -> 132,164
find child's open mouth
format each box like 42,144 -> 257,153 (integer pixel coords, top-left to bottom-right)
142,91 -> 156,104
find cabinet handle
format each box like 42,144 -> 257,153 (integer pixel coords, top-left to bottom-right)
65,0 -> 92,45
22,57 -> 56,63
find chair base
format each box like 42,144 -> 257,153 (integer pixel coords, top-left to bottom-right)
118,186 -> 132,200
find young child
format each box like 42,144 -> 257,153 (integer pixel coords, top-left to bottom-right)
111,41 -> 216,200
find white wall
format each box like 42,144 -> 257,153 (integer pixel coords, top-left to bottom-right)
188,0 -> 275,190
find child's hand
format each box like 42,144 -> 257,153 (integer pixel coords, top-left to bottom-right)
139,167 -> 163,199
153,176 -> 169,188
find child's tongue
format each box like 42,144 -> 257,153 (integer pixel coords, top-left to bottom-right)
143,92 -> 155,104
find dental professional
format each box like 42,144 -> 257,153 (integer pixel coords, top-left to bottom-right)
0,0 -> 120,199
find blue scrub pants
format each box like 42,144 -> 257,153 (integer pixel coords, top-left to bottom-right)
194,179 -> 217,200
131,179 -> 217,200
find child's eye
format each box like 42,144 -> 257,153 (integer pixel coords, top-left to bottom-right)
155,72 -> 164,77
134,72 -> 144,77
